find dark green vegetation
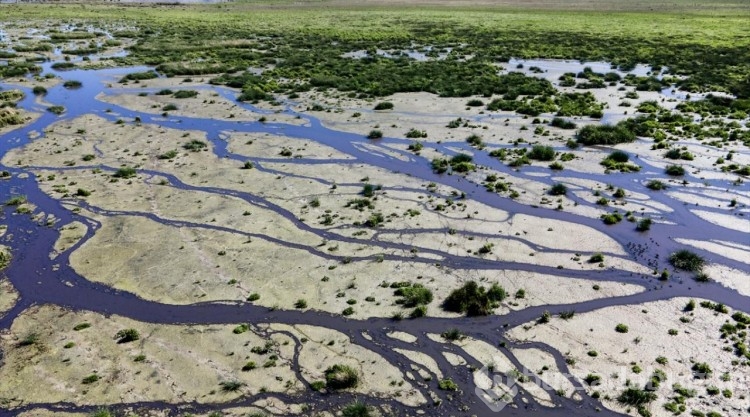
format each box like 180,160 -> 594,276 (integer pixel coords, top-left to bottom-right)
669,250 -> 706,272
114,328 -> 140,343
431,153 -> 475,174
324,364 -> 359,390
577,123 -> 636,146
3,2 -> 749,103
600,150 -> 640,172
442,281 -> 506,316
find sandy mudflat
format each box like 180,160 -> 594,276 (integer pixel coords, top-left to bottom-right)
508,298 -> 750,417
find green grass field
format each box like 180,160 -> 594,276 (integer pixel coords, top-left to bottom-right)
1,0 -> 749,96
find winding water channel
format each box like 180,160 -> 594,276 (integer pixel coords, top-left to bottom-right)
0,61 -> 748,417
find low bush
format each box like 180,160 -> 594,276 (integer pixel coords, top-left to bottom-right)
114,328 -> 140,343
325,364 -> 359,389
669,250 -> 705,272
665,165 -> 685,176
442,281 -> 506,316
577,122 -> 636,145
549,183 -> 567,196
373,101 -> 394,110
528,145 -> 555,161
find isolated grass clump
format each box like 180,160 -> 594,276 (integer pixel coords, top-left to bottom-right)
550,117 -> 577,129
442,281 -> 506,316
528,145 -> 555,161
431,153 -> 475,174
183,140 -> 207,152
373,101 -> 393,110
63,80 -> 82,89
220,380 -> 246,392
394,283 -> 433,307
172,90 -> 198,99
341,402 -> 372,417
646,179 -> 667,190
113,166 -> 136,179
438,378 -> 459,391
577,122 -> 636,145
5,195 -> 27,206
665,164 -> 686,176
325,364 -> 359,389
548,183 -> 567,196
601,150 -> 640,172
636,218 -> 652,231
441,328 -> 466,341
120,70 -> 158,82
114,328 -> 140,344
589,253 -> 604,263
617,387 -> 657,406
47,105 -> 66,115
601,212 -> 623,225
367,129 -> 383,139
669,250 -> 705,272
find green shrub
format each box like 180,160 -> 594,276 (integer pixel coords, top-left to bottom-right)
601,212 -> 623,224
219,380 -> 246,392
63,80 -> 82,89
441,328 -> 466,341
577,123 -> 636,146
691,362 -> 712,379
615,323 -> 629,333
442,281 -> 505,316
405,128 -> 427,139
373,102 -> 394,110
367,129 -> 383,139
233,324 -> 249,334
114,328 -> 140,343
394,284 -> 433,307
183,140 -> 207,151
550,117 -> 577,129
438,378 -> 459,391
549,183 -> 567,196
172,90 -> 198,99
5,195 -> 27,206
617,387 -> 657,406
528,145 -> 556,161
341,402 -> 371,417
466,134 -> 484,147
410,305 -> 427,318
669,250 -> 705,272
48,105 -> 66,115
325,364 -> 359,389
82,374 -> 100,384
18,333 -> 38,347
636,218 -> 652,231
584,374 -> 601,386
158,150 -> 178,160
646,180 -> 667,190
113,166 -> 137,179
665,165 -> 685,176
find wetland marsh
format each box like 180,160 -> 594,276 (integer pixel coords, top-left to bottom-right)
0,2 -> 748,417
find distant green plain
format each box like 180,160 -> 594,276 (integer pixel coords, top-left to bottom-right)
2,0 -> 749,96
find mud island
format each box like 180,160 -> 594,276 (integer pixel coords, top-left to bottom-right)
0,1 -> 749,417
